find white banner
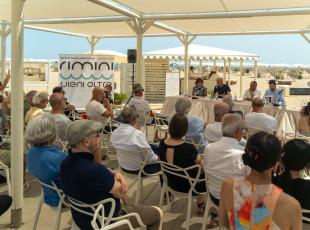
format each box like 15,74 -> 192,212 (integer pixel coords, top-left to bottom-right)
165,72 -> 180,97
59,54 -> 114,108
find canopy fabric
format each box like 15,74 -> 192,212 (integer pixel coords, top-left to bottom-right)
145,44 -> 258,60
1,0 -> 310,37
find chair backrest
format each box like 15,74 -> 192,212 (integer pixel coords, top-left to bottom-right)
246,127 -> 272,139
160,161 -> 205,194
55,136 -> 68,152
115,149 -> 159,177
37,179 -> 69,207
68,196 -> 116,227
302,209 -> 310,223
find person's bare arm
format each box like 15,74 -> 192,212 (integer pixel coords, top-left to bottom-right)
0,70 -> 10,91
102,98 -> 113,117
194,154 -> 204,168
289,199 -> 302,230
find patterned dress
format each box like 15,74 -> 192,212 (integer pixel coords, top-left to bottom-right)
227,177 -> 282,230
192,86 -> 206,97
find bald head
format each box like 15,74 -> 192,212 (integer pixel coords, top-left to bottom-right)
49,93 -> 61,107
49,93 -> 65,113
92,87 -> 105,102
214,102 -> 230,122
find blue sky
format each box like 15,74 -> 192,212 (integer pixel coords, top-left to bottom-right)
5,29 -> 310,64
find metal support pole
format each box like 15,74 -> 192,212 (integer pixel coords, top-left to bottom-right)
240,59 -> 244,97
11,0 -> 25,227
1,23 -> 7,82
213,59 -> 216,69
227,59 -> 231,86
136,30 -> 143,86
300,33 -> 310,44
87,36 -> 101,54
254,59 -> 258,81
223,58 -> 227,82
199,59 -> 203,78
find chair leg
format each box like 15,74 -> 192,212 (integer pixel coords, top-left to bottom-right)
184,194 -> 192,230
54,200 -> 63,230
134,178 -> 143,206
202,195 -> 210,230
159,184 -> 165,208
4,167 -> 11,195
32,192 -> 44,230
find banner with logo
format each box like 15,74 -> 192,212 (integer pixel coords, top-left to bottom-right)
59,54 -> 114,108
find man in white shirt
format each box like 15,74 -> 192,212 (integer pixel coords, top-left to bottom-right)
49,93 -> 72,149
242,81 -> 261,101
111,106 -> 160,174
245,97 -> 277,134
204,114 -> 250,205
128,83 -> 155,129
85,87 -> 113,127
205,102 -> 230,143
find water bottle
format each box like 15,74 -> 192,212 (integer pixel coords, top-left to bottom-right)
234,93 -> 238,101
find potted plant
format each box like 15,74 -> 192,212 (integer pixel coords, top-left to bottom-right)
114,92 -> 127,105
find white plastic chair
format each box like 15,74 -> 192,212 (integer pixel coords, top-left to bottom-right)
246,127 -> 274,139
283,132 -> 310,144
154,115 -> 169,139
32,180 -> 69,230
115,149 -> 161,206
159,161 -> 207,230
91,202 -> 146,230
67,197 -> 146,230
0,160 -> 11,195
101,119 -> 120,155
303,209 -> 310,223
68,110 -> 81,121
55,136 -> 68,152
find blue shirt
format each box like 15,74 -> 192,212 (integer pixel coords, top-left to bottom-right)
186,115 -> 207,154
263,88 -> 285,104
213,84 -> 231,98
27,145 -> 66,207
60,152 -> 120,230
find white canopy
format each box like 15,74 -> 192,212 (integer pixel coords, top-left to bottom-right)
145,44 -> 258,61
1,0 -> 310,37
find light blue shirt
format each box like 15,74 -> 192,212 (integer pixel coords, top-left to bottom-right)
263,88 -> 285,104
27,145 -> 66,207
186,115 -> 208,154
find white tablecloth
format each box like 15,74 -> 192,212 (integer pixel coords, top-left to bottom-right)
161,96 -> 300,136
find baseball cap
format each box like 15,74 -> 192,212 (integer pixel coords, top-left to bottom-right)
66,120 -> 103,146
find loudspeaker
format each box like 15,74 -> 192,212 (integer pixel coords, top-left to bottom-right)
127,49 -> 137,63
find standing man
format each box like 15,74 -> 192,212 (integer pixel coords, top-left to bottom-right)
213,77 -> 231,98
263,80 -> 285,105
242,81 -> 261,101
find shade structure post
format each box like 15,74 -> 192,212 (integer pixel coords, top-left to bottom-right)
240,58 -> 244,97
254,59 -> 258,81
136,27 -> 143,86
87,36 -> 101,54
10,0 -> 25,227
223,58 -> 227,82
198,59 -> 203,78
213,58 -> 216,69
227,58 -> 231,86
1,22 -> 7,82
177,35 -> 196,94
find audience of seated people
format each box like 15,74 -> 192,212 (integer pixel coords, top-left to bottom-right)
60,119 -> 163,230
25,91 -> 49,124
111,106 -> 160,174
274,139 -> 310,223
174,97 -> 207,154
49,93 -> 72,150
245,97 -> 277,135
213,77 -> 231,98
192,78 -> 207,97
85,87 -> 113,129
298,101 -> 310,136
242,80 -> 261,101
25,114 -> 66,207
204,114 -> 250,207
220,132 -> 302,229
158,113 -> 206,215
127,83 -> 156,129
204,102 -> 230,143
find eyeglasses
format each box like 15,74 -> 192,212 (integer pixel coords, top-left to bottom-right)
88,133 -> 101,139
